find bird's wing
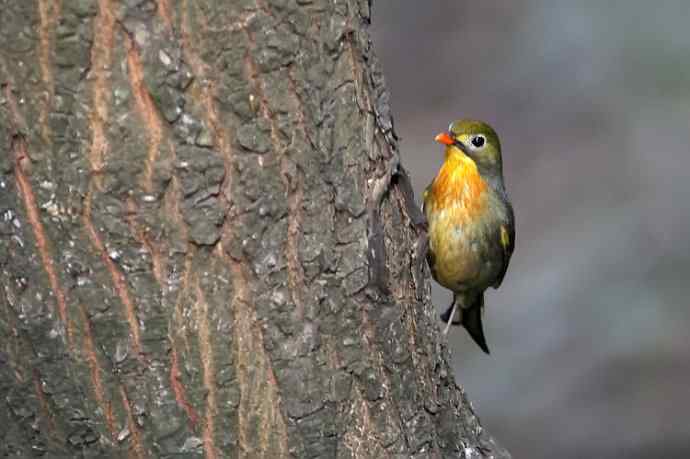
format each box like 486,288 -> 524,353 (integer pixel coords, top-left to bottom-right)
493,202 -> 515,288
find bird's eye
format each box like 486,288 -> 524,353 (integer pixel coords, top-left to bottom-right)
471,135 -> 485,148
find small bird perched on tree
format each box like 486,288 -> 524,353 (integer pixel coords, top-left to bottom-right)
423,119 -> 515,354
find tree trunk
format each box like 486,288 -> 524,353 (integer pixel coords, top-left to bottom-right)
0,1 -> 509,457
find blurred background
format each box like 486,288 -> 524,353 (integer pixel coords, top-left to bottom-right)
372,1 -> 690,458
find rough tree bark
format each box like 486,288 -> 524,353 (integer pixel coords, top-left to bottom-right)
0,1 -> 510,458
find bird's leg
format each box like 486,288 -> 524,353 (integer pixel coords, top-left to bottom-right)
443,301 -> 458,335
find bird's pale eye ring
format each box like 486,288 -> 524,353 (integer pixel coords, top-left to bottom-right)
471,135 -> 486,148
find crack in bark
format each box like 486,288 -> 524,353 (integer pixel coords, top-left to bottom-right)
82,187 -> 143,357
125,197 -> 164,285
366,156 -> 395,294
283,67 -> 311,323
87,0 -> 116,187
282,101 -> 307,320
37,0 -> 61,144
32,369 -> 58,437
282,166 -> 306,319
239,23 -> 303,457
179,7 -> 291,455
193,279 -> 219,459
346,36 -> 372,116
122,31 -> 165,194
180,1 -> 233,206
78,303 -> 117,438
360,297 -> 410,452
12,137 -> 69,331
342,387 -> 390,459
119,384 -> 146,458
164,172 -> 190,241
244,23 -> 308,324
287,66 -> 316,149
5,87 -> 71,343
169,341 -> 199,427
241,30 -> 276,136
169,248 -> 197,426
392,169 -> 429,300
228,257 -> 289,459
254,0 -> 277,20
120,29 -> 172,294
155,0 -> 173,31
82,0 -> 144,361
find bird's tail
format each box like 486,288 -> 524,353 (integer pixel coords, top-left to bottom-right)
440,293 -> 490,354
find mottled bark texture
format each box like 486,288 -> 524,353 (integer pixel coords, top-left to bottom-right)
0,1 -> 509,458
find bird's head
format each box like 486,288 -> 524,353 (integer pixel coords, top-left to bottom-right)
435,119 -> 502,175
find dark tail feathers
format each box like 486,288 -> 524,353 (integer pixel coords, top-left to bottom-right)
441,294 -> 490,354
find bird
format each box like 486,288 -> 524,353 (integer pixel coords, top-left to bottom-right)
423,119 -> 515,354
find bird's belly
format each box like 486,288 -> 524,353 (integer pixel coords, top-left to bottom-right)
428,211 -> 497,291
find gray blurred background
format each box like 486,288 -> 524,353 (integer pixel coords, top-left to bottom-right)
372,1 -> 690,458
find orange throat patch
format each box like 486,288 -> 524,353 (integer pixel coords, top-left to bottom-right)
428,152 -> 488,220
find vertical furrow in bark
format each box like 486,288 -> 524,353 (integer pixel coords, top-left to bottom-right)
14,138 -> 71,341
281,72 -> 307,323
193,279 -> 219,459
125,197 -> 164,285
229,257 -> 289,459
82,194 -> 143,356
123,33 -> 164,194
243,22 -> 308,323
286,67 -> 313,144
236,8 -> 310,457
178,5 -> 243,455
169,338 -> 199,426
168,247 -> 199,427
155,0 -> 173,31
119,384 -> 147,458
82,0 -> 144,359
179,3 -> 291,457
87,0 -> 115,181
5,84 -> 72,346
31,369 -> 58,439
78,303 -> 117,439
282,169 -> 306,319
119,24 -> 170,285
36,0 -> 61,144
361,301 -> 409,450
1,6 -> 109,454
179,1 -> 234,198
0,295 -> 66,456
342,389 -> 390,459
160,135 -> 200,428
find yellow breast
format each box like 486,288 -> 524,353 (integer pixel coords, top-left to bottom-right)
426,151 -> 488,221
425,149 -> 489,289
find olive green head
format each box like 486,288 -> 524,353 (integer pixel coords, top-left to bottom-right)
436,119 -> 503,175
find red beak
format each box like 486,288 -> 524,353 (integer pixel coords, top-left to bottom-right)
435,132 -> 454,145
